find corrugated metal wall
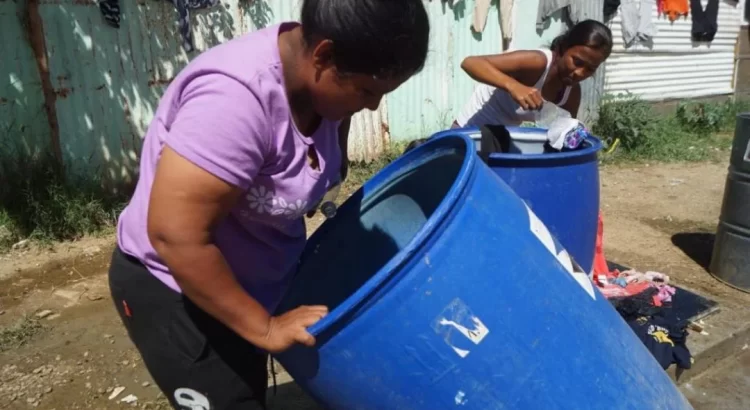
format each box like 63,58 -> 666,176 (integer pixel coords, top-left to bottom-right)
0,0 -> 390,185
0,0 -> 49,152
605,0 -> 743,101
385,1 -> 506,141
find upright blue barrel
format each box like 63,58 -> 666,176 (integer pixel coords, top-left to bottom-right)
438,126 -> 601,273
710,112 -> 750,291
275,133 -> 690,410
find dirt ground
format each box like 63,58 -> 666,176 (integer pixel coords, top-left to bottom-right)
0,160 -> 743,409
681,349 -> 750,410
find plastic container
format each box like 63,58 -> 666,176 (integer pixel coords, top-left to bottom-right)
533,102 -> 572,129
503,127 -> 549,154
463,126 -> 601,272
274,133 -> 690,410
710,112 -> 750,292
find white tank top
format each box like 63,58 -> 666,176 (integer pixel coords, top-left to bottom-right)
455,48 -> 572,127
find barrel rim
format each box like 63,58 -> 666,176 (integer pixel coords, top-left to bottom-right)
304,133 -> 476,336
450,125 -> 603,161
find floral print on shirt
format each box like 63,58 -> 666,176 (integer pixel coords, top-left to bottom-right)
242,184 -> 311,221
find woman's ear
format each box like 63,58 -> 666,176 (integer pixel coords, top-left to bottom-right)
310,39 -> 336,73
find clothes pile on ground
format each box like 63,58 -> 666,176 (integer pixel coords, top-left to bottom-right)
592,218 -> 693,371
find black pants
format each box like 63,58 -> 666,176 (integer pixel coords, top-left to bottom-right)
108,247 -> 268,410
690,0 -> 719,42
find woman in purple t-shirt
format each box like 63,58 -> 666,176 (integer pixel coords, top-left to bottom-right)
108,0 -> 430,408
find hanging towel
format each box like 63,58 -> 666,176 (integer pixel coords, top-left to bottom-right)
620,0 -> 658,46
537,0 -> 600,30
538,0 -> 573,29
660,0 -> 689,21
472,0 -> 492,32
500,0 -> 514,40
691,0 -> 720,42
97,0 -> 220,52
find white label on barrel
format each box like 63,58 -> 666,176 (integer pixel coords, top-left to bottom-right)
525,204 -> 597,300
455,390 -> 468,405
434,298 -> 489,358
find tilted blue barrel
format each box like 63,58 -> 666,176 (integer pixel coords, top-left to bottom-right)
275,133 -> 690,409
438,126 -> 602,273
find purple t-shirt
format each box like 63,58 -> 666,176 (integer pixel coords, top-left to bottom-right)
117,23 -> 342,312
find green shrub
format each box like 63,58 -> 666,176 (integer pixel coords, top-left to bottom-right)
594,94 -> 738,162
593,93 -> 659,152
676,100 -> 731,133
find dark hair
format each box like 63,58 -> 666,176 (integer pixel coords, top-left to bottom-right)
551,20 -> 613,57
300,0 -> 430,79
403,138 -> 430,154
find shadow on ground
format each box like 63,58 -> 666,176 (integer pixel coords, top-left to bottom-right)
672,232 -> 715,271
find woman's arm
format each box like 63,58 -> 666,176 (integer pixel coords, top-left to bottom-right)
148,73 -> 327,354
148,148 -> 327,353
461,50 -> 547,110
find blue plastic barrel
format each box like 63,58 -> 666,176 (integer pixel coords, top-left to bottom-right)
444,126 -> 601,273
275,133 -> 691,410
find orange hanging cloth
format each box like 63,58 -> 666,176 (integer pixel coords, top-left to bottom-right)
660,0 -> 689,21
592,212 -> 610,279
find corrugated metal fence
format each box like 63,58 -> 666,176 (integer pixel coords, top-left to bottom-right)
605,0 -> 743,101
0,0 -> 567,184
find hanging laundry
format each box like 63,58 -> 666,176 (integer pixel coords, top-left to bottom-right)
659,0 -> 690,21
620,0 -> 658,47
472,0 -> 492,32
500,0 -> 514,41
98,0 -> 120,28
537,0 -> 600,30
604,0 -> 622,20
627,315 -> 693,370
97,0 -> 220,52
472,0 -> 514,41
691,0 -> 720,42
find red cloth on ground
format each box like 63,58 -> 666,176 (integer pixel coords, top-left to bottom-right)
593,212 -> 609,278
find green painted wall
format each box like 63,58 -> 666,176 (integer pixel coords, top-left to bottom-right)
385,0 -> 566,141
1,0 -> 568,181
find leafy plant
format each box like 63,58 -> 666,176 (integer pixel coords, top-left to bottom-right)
676,99 -> 750,133
676,101 -> 726,132
593,93 -> 658,151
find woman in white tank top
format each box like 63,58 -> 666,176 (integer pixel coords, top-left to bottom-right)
455,20 -> 613,128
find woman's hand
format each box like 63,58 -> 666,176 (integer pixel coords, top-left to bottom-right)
508,82 -> 544,111
261,305 -> 329,353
